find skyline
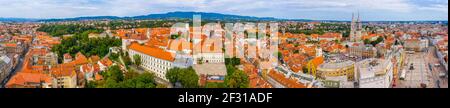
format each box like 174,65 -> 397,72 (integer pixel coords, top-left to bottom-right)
0,0 -> 448,21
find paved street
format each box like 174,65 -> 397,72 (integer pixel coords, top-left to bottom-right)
426,47 -> 448,88
266,76 -> 286,88
1,48 -> 27,88
397,46 -> 448,88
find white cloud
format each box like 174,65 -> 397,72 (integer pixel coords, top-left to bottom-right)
419,4 -> 448,13
0,0 -> 447,20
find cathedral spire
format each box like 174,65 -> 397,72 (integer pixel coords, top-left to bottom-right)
357,11 -> 360,22
352,12 -> 355,22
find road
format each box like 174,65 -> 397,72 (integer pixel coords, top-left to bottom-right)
397,46 -> 447,88
265,75 -> 286,88
397,50 -> 429,88
426,46 -> 448,88
1,48 -> 28,88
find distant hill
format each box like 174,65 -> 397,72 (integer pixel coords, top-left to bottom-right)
40,16 -> 122,22
1,12 -> 448,23
129,12 -> 285,21
2,12 -> 311,22
0,18 -> 38,22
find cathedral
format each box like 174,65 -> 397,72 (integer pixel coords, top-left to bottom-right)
350,12 -> 363,42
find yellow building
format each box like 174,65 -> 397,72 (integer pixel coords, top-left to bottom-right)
51,63 -> 78,88
317,60 -> 355,81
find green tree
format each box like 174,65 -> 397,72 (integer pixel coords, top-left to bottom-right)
166,67 -> 199,88
103,65 -> 124,82
224,69 -> 249,88
342,31 -> 350,38
133,54 -> 142,66
105,78 -> 118,88
364,39 -> 371,45
94,68 -> 158,88
277,51 -> 283,60
86,81 -> 98,88
125,69 -> 140,80
122,53 -> 132,66
224,64 -> 249,88
170,34 -> 180,39
51,31 -> 121,63
37,24 -> 104,37
119,72 -> 156,88
226,64 -> 237,76
370,36 -> 384,46
302,66 -> 309,74
225,57 -> 241,67
166,67 -> 181,83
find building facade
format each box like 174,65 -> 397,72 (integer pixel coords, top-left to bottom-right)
404,38 -> 429,52
128,42 -> 175,81
317,60 -> 356,88
349,43 -> 378,59
5,72 -> 53,88
193,52 -> 225,64
0,55 -> 12,82
356,58 -> 394,88
350,13 -> 363,42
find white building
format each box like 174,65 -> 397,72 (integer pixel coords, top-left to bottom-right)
404,38 -> 429,52
193,52 -> 225,64
128,42 -> 175,81
0,55 -> 12,82
98,58 -> 114,72
193,43 -> 225,64
356,58 -> 394,88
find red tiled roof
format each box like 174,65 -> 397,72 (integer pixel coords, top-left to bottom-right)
99,58 -> 113,67
95,73 -> 103,80
6,72 -> 52,88
319,33 -> 341,39
51,63 -> 77,77
167,39 -> 193,51
3,43 -> 17,47
128,42 -> 175,61
72,52 -> 89,65
81,64 -> 92,73
90,55 -> 100,63
268,70 -> 307,88
63,53 -> 72,59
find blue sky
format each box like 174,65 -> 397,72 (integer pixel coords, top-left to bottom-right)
0,0 -> 447,21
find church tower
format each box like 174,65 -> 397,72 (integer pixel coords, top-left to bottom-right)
350,13 -> 356,42
350,12 -> 362,42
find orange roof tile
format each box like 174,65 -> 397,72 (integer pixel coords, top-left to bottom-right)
81,64 -> 93,73
268,70 -> 306,88
90,55 -> 101,63
93,64 -> 100,72
63,53 -> 72,59
167,39 -> 193,51
99,58 -> 113,67
95,73 -> 103,80
72,52 -> 89,65
51,63 -> 77,77
6,72 -> 52,88
3,43 -> 17,47
128,42 -> 175,62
